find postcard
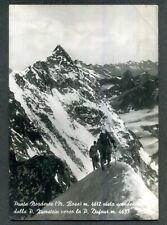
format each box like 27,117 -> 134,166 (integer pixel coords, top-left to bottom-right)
9,5 -> 158,220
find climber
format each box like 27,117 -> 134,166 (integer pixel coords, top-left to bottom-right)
89,141 -> 100,171
106,132 -> 116,167
98,131 -> 116,170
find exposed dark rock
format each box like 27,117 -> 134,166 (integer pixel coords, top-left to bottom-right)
101,71 -> 158,113
9,151 -> 76,219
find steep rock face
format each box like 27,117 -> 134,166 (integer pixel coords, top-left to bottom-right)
9,91 -> 49,159
47,45 -> 76,71
9,152 -> 76,219
9,45 -> 158,198
9,46 -> 103,180
9,90 -> 77,219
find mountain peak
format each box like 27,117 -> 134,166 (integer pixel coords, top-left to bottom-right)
47,44 -> 74,68
53,44 -> 66,53
47,45 -> 74,70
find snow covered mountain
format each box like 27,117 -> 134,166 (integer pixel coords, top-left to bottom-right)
33,162 -> 158,220
91,60 -> 158,77
100,70 -> 158,113
9,45 -> 158,219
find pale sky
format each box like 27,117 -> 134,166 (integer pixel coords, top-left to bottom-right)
9,5 -> 158,71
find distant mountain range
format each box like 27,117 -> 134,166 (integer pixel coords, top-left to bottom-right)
76,60 -> 158,77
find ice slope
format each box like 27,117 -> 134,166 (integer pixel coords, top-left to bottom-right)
33,162 -> 158,220
120,107 -> 158,171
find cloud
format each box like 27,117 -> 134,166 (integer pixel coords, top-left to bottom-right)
9,5 -> 158,70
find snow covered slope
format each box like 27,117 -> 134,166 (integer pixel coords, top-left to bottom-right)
33,162 -> 158,220
120,107 -> 158,172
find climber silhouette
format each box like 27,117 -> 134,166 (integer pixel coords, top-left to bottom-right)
89,141 -> 100,170
97,131 -> 116,170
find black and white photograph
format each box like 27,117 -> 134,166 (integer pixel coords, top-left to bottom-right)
9,5 -> 158,220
